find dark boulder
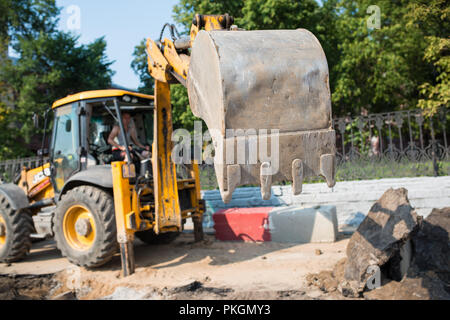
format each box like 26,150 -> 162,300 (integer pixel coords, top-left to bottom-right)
413,207 -> 450,283
341,188 -> 420,297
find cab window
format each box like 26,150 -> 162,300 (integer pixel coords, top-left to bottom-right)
51,104 -> 79,192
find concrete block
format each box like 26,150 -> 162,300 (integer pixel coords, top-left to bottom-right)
213,207 -> 273,242
269,205 -> 338,243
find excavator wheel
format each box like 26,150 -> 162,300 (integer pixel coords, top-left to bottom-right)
135,230 -> 180,245
53,186 -> 118,268
0,195 -> 33,263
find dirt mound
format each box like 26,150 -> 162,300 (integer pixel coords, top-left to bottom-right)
306,190 -> 450,300
0,274 -> 57,300
306,258 -> 346,294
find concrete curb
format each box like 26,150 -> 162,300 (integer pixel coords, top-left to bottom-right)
202,176 -> 450,230
269,206 -> 338,243
213,206 -> 338,243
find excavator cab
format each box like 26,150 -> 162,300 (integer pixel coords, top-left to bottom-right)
0,13 -> 337,278
85,98 -> 154,167
49,91 -> 155,191
0,89 -> 205,276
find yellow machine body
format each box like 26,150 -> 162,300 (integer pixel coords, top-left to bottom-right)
0,88 -> 204,276
1,13 -> 336,277
18,163 -> 55,204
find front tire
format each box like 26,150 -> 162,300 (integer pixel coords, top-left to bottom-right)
0,195 -> 33,263
53,186 -> 117,268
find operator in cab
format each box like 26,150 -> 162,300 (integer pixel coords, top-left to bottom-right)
108,112 -> 151,162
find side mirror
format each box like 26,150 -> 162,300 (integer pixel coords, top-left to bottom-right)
37,148 -> 49,157
65,119 -> 72,132
33,113 -> 40,128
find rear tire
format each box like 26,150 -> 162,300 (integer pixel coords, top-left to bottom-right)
53,186 -> 117,268
0,195 -> 33,263
136,230 -> 180,245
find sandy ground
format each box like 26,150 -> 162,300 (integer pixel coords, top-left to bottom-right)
0,233 -> 351,300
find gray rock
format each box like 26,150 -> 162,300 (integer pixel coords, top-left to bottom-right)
342,188 -> 420,296
413,207 -> 450,282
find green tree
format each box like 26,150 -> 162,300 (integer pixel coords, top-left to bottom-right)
131,39 -> 154,95
168,0 -> 341,128
333,1 -> 416,115
239,0 -> 320,30
172,0 -> 244,30
406,0 -> 449,116
170,84 -> 199,132
331,0 -> 447,116
0,0 -> 59,45
0,1 -> 114,159
0,0 -> 61,159
136,0 -> 448,123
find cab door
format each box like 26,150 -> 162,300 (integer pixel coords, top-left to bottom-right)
50,103 -> 80,193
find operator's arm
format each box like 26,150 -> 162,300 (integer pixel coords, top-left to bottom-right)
130,127 -> 149,151
108,126 -> 126,151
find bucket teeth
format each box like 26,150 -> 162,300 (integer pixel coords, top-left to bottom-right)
320,154 -> 336,188
292,159 -> 304,195
260,162 -> 273,201
221,164 -> 241,204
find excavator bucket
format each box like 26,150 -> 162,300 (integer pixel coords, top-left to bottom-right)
187,29 -> 336,203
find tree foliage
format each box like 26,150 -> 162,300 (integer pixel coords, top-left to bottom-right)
332,0 -> 433,115
0,0 -> 58,42
131,0 -> 448,132
0,0 -> 114,159
170,84 -> 199,132
407,0 -> 449,116
131,39 -> 154,95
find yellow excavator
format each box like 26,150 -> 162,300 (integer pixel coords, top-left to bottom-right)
0,14 -> 336,276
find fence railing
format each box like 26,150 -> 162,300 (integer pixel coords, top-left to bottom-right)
196,108 -> 449,189
333,108 -> 449,164
330,108 -> 449,181
0,156 -> 48,183
1,109 -> 448,186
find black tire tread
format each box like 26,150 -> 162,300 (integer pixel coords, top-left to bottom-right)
0,195 -> 33,263
53,186 -> 117,268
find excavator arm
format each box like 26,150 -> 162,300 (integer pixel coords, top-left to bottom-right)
146,14 -> 233,86
146,14 -> 337,204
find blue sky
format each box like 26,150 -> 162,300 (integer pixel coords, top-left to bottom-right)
56,0 -> 181,90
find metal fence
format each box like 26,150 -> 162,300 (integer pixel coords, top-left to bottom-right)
1,108 -> 448,187
334,109 -> 448,163
331,108 -> 449,181
197,108 -> 449,189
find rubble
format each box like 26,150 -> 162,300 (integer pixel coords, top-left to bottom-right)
307,188 -> 450,300
413,207 -> 450,281
341,188 -> 420,296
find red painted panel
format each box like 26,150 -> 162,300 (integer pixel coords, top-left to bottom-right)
213,208 -> 273,242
